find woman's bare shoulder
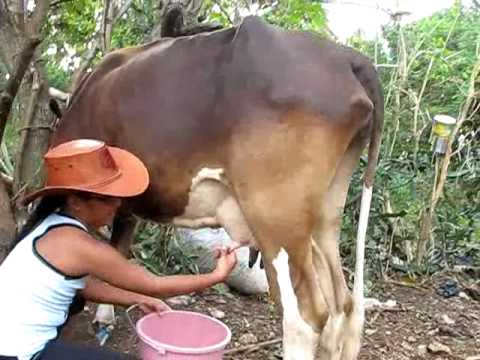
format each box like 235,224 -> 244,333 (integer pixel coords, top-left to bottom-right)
35,225 -> 102,277
39,226 -> 100,253
42,225 -> 93,241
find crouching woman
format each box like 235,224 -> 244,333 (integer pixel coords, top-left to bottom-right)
0,139 -> 236,360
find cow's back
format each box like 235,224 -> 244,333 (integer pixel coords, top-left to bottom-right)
54,16 -> 376,221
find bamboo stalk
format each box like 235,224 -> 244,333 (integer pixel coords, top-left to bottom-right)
412,13 -> 460,164
415,50 -> 480,266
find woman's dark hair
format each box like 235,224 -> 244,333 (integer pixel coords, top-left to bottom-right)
7,191 -> 115,254
8,195 -> 67,253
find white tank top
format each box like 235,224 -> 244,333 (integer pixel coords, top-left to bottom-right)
0,213 -> 88,360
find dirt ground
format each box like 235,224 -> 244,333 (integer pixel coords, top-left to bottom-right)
62,272 -> 480,359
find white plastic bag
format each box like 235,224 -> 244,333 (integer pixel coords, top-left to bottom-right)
176,228 -> 269,294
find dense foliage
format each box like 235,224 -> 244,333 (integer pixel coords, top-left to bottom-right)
344,4 -> 479,280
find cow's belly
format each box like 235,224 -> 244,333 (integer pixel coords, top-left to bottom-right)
171,168 -> 255,247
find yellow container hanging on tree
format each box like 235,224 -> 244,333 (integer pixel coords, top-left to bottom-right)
432,115 -> 457,154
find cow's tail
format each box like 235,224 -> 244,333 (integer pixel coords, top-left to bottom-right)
364,75 -> 384,189
352,59 -> 384,318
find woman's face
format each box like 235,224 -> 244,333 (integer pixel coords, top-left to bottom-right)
87,195 -> 122,228
67,193 -> 122,228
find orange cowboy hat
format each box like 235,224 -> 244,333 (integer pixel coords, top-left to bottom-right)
21,139 -> 149,205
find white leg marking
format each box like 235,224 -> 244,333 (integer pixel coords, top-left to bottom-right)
273,248 -> 318,360
339,310 -> 363,360
353,184 -> 372,323
339,184 -> 373,360
320,312 -> 345,360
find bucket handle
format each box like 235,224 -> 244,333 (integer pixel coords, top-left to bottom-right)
125,304 -> 169,355
125,304 -> 139,332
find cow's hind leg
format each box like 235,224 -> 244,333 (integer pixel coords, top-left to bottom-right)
228,110 -> 362,359
312,135 -> 367,360
234,188 -> 332,360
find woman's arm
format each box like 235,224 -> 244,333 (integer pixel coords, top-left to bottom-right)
81,276 -> 154,306
80,276 -> 171,312
68,228 -> 236,298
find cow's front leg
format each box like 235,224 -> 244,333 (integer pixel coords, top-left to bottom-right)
110,214 -> 138,256
312,137 -> 367,360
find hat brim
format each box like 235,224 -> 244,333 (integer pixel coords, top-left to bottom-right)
21,146 -> 150,206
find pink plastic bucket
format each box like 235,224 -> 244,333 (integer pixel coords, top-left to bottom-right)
127,308 -> 231,360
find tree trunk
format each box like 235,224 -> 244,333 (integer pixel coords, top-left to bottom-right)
13,60 -> 53,223
0,2 -> 23,74
0,179 -> 16,263
416,49 -> 480,266
0,37 -> 41,141
0,0 -> 50,246
101,0 -> 114,53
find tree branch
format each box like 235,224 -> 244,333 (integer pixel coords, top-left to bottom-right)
224,338 -> 282,355
113,0 -> 133,23
28,0 -> 50,36
0,1 -> 23,72
100,0 -> 113,52
187,0 -> 203,16
13,60 -> 51,200
416,47 -> 480,265
178,22 -> 222,36
48,86 -> 69,101
0,172 -> 13,189
0,0 -> 24,30
14,0 -> 25,31
0,37 -> 41,143
431,58 -> 480,208
212,0 -> 233,25
71,0 -> 119,91
50,0 -> 73,9
240,0 -> 251,11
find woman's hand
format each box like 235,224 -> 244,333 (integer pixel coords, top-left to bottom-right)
213,247 -> 237,281
138,297 -> 172,314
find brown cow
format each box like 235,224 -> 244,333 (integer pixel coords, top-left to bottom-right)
51,16 -> 383,360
